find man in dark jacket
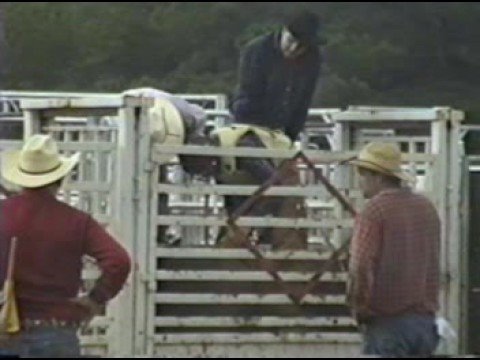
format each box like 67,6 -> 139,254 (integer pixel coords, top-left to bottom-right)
219,11 -> 323,247
231,10 -> 323,142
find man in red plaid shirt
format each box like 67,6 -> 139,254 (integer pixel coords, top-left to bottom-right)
348,142 -> 440,357
0,135 -> 131,357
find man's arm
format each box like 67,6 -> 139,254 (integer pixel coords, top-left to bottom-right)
285,54 -> 321,141
348,212 -> 381,322
82,216 -> 131,306
0,201 -> 6,287
231,41 -> 267,122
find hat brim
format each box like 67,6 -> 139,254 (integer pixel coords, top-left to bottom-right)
1,151 -> 80,188
308,34 -> 326,46
293,33 -> 326,47
350,159 -> 416,183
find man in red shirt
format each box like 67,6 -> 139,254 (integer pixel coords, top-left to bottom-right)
0,134 -> 131,357
348,142 -> 440,357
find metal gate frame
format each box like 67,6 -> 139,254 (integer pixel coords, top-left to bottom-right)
0,94 -> 469,357
141,106 -> 467,357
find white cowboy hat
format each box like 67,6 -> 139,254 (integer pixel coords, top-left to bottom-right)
349,142 -> 416,183
149,97 -> 185,146
148,97 -> 185,164
1,134 -> 80,188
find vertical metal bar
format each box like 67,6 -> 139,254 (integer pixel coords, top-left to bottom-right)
431,111 -> 451,355
146,165 -> 160,357
409,140 -> 417,181
448,111 -> 463,354
92,129 -> 100,217
460,156 -> 470,355
108,106 -> 136,356
63,129 -> 72,207
23,108 -> 42,138
332,121 -> 353,250
133,103 -> 154,357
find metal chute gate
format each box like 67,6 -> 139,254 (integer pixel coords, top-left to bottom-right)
0,92 -> 468,357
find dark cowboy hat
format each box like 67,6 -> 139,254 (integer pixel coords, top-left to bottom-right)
286,10 -> 326,47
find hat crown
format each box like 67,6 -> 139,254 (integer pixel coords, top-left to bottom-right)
350,141 -> 415,183
286,10 -> 321,45
2,134 -> 80,188
149,98 -> 185,145
18,135 -> 61,174
358,142 -> 401,172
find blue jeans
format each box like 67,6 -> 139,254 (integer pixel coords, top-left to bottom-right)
0,327 -> 80,358
362,314 -> 439,357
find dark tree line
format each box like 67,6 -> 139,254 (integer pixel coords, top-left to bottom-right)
1,2 -> 479,119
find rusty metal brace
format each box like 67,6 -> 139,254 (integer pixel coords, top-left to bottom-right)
224,155 -> 305,305
294,151 -> 357,303
223,150 -> 358,306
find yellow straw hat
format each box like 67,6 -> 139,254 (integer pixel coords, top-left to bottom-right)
350,142 -> 415,183
1,134 -> 80,188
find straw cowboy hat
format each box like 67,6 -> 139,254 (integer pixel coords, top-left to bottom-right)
350,142 -> 416,183
1,134 -> 80,188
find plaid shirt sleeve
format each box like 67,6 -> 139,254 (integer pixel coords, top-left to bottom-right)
348,211 -> 382,321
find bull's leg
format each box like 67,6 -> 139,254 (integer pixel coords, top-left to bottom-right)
270,196 -> 308,250
270,163 -> 308,250
216,225 -> 254,248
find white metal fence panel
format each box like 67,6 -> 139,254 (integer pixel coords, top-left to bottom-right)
8,97 -> 141,357
1,94 -> 467,357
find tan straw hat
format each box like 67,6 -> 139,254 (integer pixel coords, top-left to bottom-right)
350,142 -> 415,183
1,134 -> 80,188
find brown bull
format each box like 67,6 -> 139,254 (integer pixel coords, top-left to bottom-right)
218,160 -> 307,251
